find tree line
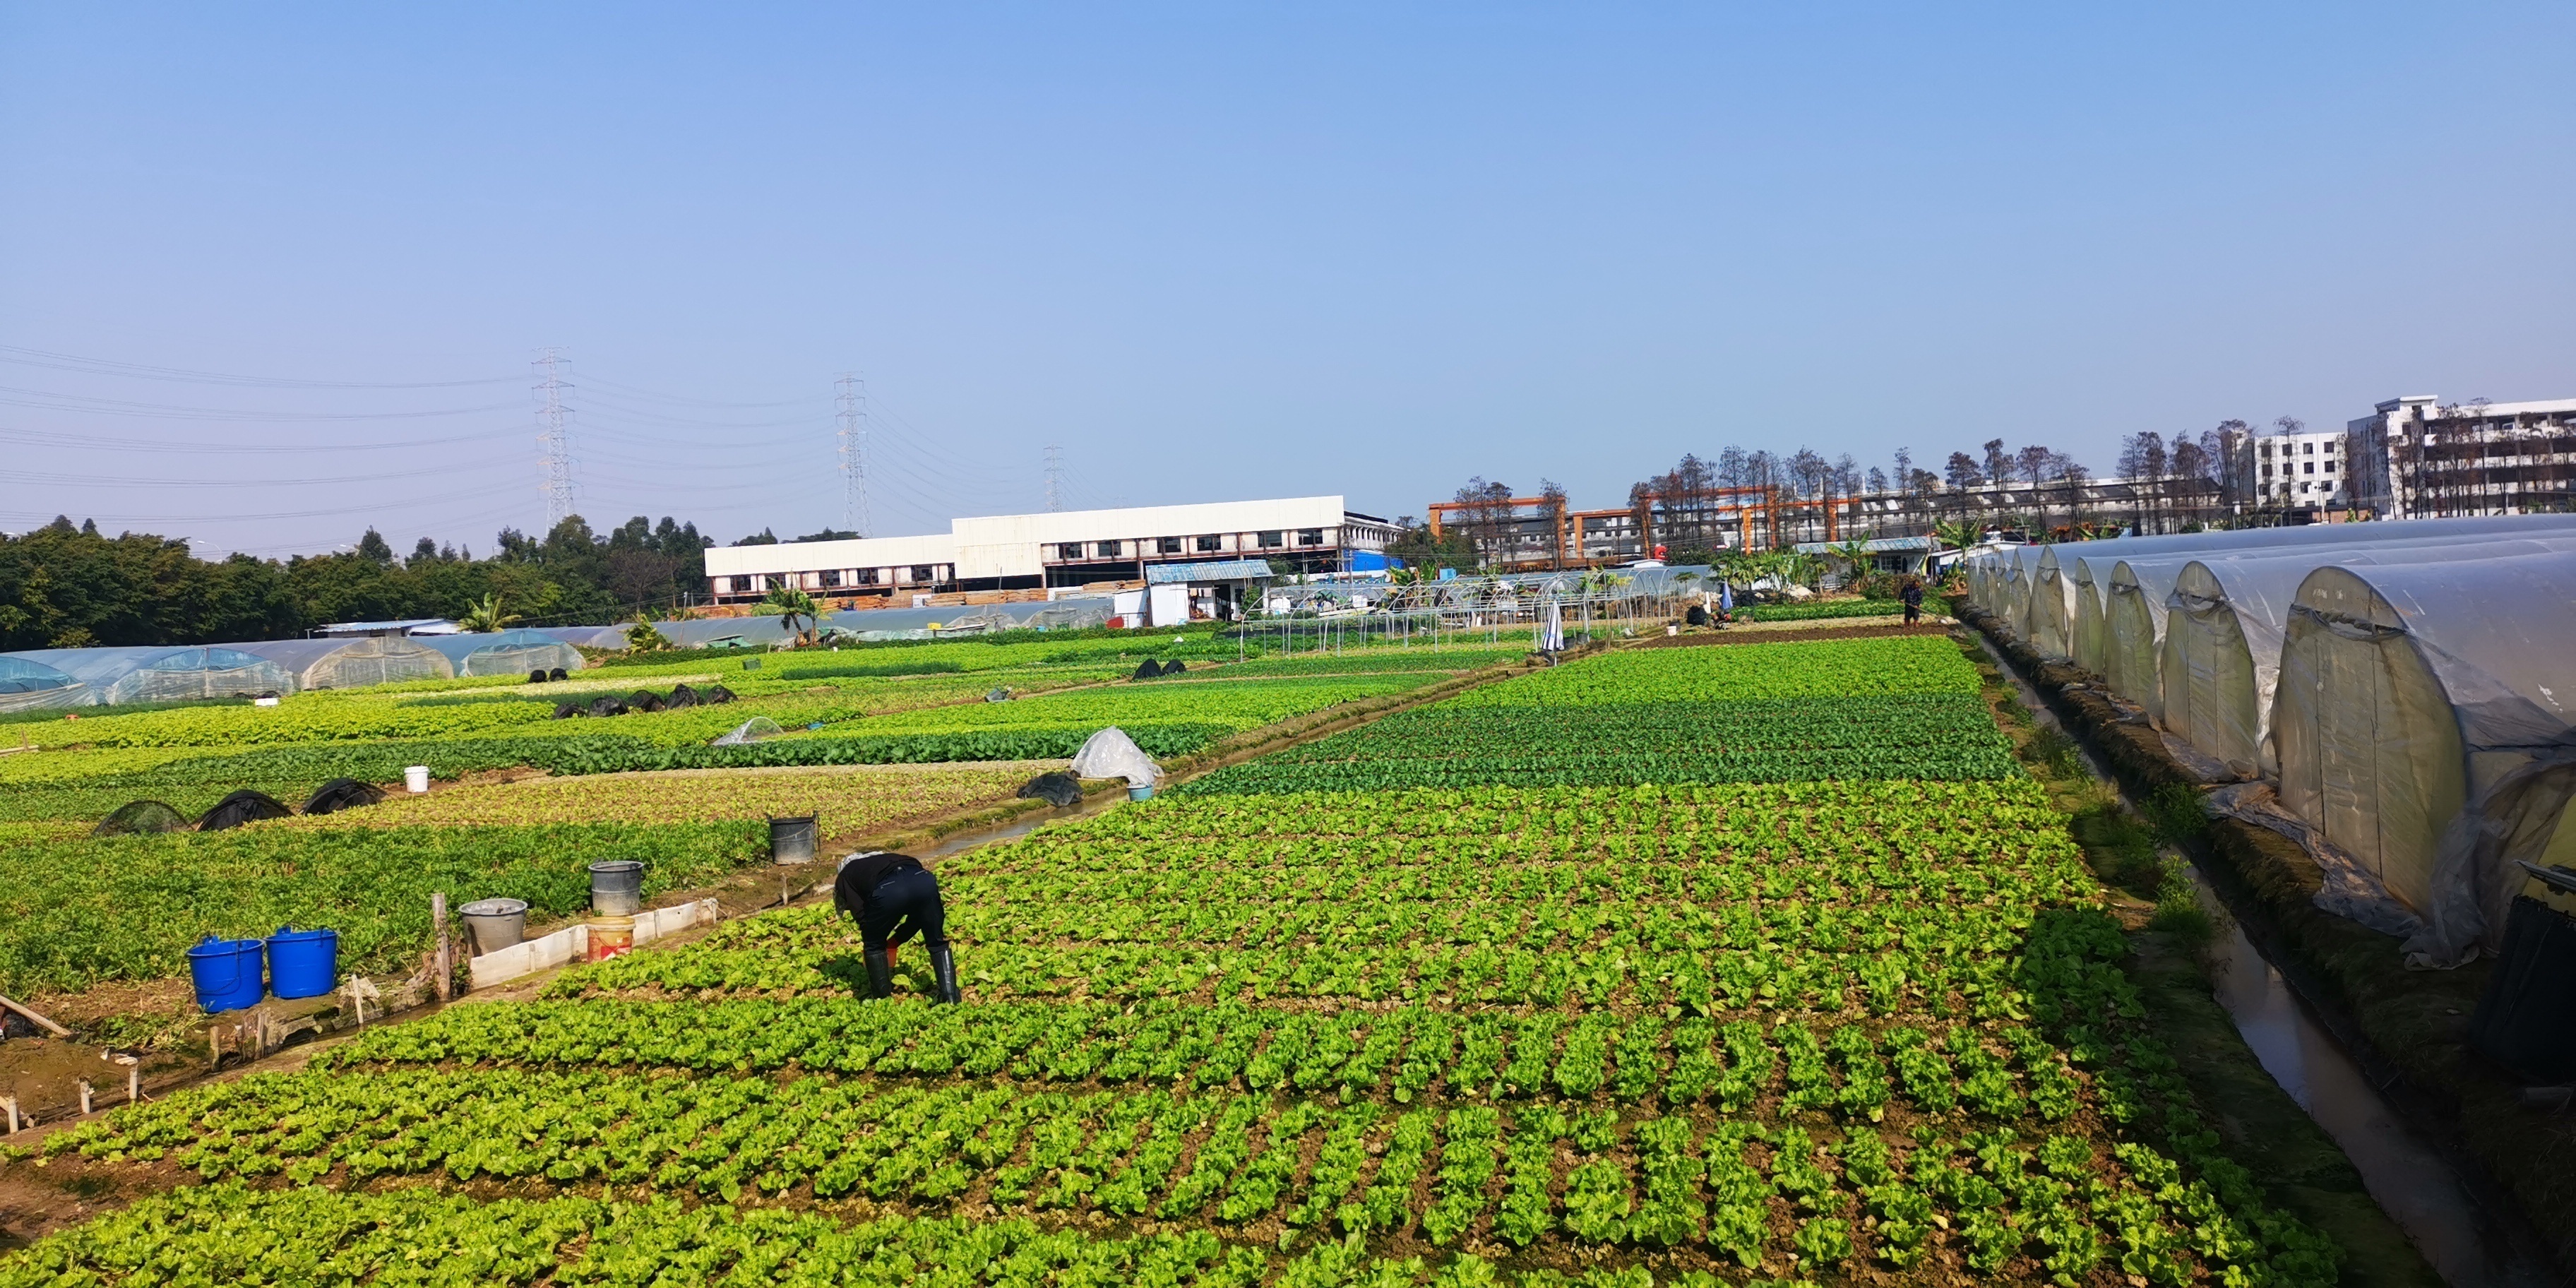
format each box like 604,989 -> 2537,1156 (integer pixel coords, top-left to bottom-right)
1412,421 -> 2279,570
0,514 -> 720,651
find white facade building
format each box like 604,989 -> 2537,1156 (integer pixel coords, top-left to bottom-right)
2349,395 -> 2576,520
2253,426 -> 2351,512
702,496 -> 1395,602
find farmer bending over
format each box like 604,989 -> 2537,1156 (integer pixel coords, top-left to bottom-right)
833,851 -> 960,1003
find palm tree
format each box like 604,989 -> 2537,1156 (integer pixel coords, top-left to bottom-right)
455,593 -> 520,633
1827,536 -> 1874,590
1933,518 -> 1982,553
763,585 -> 825,647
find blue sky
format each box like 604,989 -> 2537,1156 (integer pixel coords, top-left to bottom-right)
3,4 -> 2569,554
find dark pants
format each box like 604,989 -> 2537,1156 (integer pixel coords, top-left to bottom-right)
859,866 -> 948,953
1903,603 -> 1921,624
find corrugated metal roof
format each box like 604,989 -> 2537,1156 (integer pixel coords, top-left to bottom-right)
1145,559 -> 1277,584
1792,536 -> 1934,554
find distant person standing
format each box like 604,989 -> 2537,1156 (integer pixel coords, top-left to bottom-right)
1900,576 -> 1925,626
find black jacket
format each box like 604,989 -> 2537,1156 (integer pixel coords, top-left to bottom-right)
1900,583 -> 1924,608
834,852 -> 926,917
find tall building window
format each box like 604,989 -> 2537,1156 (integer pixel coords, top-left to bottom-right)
1296,528 -> 1324,546
1257,530 -> 1283,548
1157,537 -> 1183,554
910,565 -> 936,583
1196,534 -> 1222,551
1057,543 -> 1083,561
854,568 -> 880,585
818,569 -> 843,588
1096,541 -> 1122,558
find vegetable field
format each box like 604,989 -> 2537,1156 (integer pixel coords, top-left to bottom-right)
4,634 -> 2349,1287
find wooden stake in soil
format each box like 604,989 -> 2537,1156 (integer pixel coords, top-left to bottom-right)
431,892 -> 451,1002
126,1061 -> 141,1105
77,1080 -> 91,1115
4,1095 -> 18,1134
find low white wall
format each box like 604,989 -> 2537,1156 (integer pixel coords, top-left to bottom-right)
466,899 -> 718,991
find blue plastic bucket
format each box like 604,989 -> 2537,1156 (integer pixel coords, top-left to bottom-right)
186,936 -> 266,1013
266,926 -> 339,999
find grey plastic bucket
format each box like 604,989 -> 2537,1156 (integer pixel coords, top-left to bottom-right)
459,898 -> 530,955
588,861 -> 644,917
770,815 -> 818,865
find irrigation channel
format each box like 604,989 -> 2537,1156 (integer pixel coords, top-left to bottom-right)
1971,631 -> 2550,1287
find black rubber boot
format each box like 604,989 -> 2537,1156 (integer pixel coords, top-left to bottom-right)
930,943 -> 961,1004
862,947 -> 895,1000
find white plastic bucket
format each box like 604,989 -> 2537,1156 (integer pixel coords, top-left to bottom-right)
404,765 -> 430,794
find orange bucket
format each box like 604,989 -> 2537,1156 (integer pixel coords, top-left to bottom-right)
586,914 -> 636,961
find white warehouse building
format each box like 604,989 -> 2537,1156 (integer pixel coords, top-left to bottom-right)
702,496 -> 1396,604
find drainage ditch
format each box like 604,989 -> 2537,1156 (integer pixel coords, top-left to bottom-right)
1968,628 -> 2549,1287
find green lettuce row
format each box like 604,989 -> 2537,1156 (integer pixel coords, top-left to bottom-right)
49,1064 -> 2156,1269
1447,637 -> 1981,708
319,996 -> 2075,1119
0,821 -> 762,998
0,1183 -> 1794,1288
1174,696 -> 2019,795
1734,599 -> 1915,622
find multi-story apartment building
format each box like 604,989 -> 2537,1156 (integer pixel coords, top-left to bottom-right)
2251,425 -> 2351,514
2349,395 -> 2576,520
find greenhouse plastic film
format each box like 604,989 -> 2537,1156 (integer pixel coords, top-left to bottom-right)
2272,551 -> 2576,967
2207,782 -> 2423,939
2159,535 -> 2576,779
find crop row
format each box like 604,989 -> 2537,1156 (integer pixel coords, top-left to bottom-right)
1174,696 -> 2018,794
1441,638 -> 1981,708
1194,646 -> 1527,678
553,924 -> 2032,1017
277,761 -> 1046,831
0,821 -> 761,998
809,673 -> 1438,740
1047,778 -> 2057,843
49,1065 -> 2217,1277
319,997 -> 2087,1119
0,1183 -> 1789,1288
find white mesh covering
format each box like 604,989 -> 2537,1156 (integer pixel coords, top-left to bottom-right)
2274,550 -> 2576,967
1070,727 -> 1162,787
229,637 -> 455,691
712,717 -> 789,746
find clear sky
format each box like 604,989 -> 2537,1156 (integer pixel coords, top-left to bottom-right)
4,3 -> 2569,555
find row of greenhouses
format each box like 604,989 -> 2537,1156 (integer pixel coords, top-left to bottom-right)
0,592 -> 1153,712
0,630 -> 587,711
1962,513 -> 2576,969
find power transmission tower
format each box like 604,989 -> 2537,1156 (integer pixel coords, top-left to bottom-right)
534,348 -> 574,527
836,374 -> 870,537
1044,446 -> 1064,512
